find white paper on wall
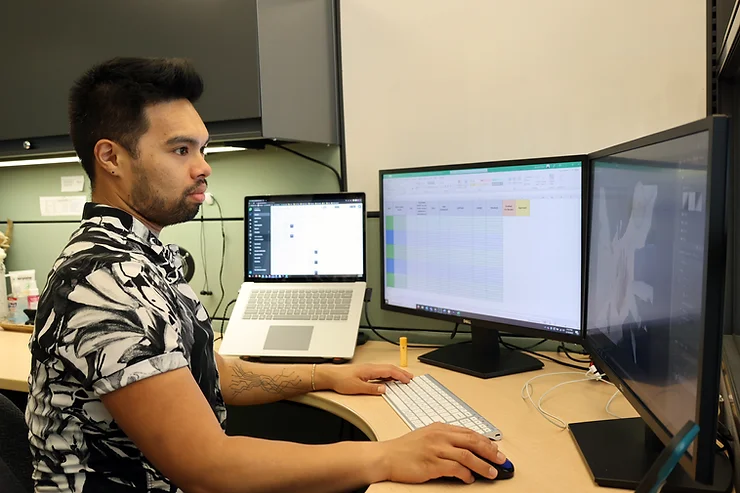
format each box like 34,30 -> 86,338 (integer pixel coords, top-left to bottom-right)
61,175 -> 85,192
39,196 -> 86,217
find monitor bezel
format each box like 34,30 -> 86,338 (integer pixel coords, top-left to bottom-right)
583,115 -> 729,483
243,192 -> 367,283
378,154 -> 589,344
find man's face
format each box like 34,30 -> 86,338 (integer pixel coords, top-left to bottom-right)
126,100 -> 211,228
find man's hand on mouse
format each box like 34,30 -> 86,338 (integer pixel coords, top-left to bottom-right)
316,363 -> 413,395
377,423 -> 506,484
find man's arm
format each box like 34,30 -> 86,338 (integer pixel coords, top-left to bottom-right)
102,367 -> 382,493
216,353 -> 416,406
102,366 -> 506,493
216,353 -> 319,406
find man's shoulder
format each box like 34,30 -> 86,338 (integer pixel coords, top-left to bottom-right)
65,221 -> 132,254
52,224 -> 145,279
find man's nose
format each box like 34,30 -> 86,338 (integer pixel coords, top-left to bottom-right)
194,154 -> 212,179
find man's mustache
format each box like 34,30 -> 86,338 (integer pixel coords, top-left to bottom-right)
185,179 -> 208,195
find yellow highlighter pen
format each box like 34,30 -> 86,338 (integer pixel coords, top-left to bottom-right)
400,336 -> 408,367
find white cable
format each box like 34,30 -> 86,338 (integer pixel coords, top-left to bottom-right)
536,378 -> 594,428
605,388 -> 624,419
521,370 -> 602,429
521,372 -> 588,405
520,371 -> 587,398
521,365 -> 619,428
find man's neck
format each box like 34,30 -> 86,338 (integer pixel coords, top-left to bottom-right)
91,189 -> 163,235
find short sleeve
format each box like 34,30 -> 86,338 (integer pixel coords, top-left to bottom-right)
55,260 -> 188,396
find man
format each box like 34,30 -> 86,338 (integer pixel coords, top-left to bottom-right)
26,57 -> 506,493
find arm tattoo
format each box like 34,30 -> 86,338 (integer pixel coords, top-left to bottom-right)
229,364 -> 303,398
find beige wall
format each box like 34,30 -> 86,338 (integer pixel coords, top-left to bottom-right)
340,0 -> 707,210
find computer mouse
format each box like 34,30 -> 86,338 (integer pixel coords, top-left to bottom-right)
472,457 -> 515,480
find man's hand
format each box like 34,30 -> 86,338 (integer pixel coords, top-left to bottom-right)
377,423 -> 507,484
318,363 -> 413,395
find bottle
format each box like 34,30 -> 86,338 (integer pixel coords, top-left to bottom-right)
7,296 -> 17,322
27,280 -> 39,310
13,292 -> 28,324
0,258 -> 8,320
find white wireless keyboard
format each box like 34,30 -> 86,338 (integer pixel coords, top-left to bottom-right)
382,374 -> 502,440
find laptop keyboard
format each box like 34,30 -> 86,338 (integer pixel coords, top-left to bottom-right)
242,288 -> 353,321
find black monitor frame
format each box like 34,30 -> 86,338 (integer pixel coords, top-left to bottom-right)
378,155 -> 588,378
580,115 -> 730,485
244,192 -> 367,283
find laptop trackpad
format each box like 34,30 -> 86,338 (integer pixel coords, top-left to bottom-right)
264,325 -> 314,351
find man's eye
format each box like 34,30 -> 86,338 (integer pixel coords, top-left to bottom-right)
200,147 -> 207,156
175,147 -> 189,156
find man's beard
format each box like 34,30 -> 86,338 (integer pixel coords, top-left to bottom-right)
131,174 -> 204,228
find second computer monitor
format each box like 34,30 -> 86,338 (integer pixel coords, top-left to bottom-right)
574,116 -> 731,488
380,156 -> 586,378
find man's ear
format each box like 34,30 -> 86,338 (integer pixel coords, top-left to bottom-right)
94,139 -> 127,177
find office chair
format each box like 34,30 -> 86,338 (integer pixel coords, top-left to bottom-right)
0,456 -> 26,493
0,393 -> 32,492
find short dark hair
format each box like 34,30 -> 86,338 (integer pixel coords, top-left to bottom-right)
69,57 -> 204,186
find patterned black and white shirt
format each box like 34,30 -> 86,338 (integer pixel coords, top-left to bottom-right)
26,203 -> 226,493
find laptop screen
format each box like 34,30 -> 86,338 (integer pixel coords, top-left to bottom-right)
245,193 -> 366,282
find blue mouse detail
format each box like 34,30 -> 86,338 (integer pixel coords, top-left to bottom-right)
472,457 -> 515,480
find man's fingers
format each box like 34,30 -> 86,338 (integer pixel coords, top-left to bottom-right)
387,366 -> 413,383
438,446 -> 498,480
358,381 -> 386,395
436,424 -> 504,466
363,365 -> 413,383
392,365 -> 414,380
434,458 -> 475,484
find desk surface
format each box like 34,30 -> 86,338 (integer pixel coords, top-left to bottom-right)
0,329 -> 32,392
1,329 -> 636,491
295,342 -> 636,492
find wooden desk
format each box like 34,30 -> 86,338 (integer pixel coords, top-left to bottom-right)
0,329 -> 32,392
292,342 -> 636,492
1,329 -> 636,491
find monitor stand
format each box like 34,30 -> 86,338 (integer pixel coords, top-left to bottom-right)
418,325 -> 544,379
569,418 -> 732,492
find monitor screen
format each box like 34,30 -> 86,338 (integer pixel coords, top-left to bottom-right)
381,159 -> 582,337
586,130 -> 710,454
245,194 -> 365,281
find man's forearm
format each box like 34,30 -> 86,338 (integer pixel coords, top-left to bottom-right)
196,436 -> 387,493
219,357 -> 330,406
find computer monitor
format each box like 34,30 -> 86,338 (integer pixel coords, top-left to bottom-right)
379,156 -> 586,378
570,116 -> 732,491
245,193 -> 366,282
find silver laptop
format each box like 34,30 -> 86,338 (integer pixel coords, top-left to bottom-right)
219,192 -> 367,362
